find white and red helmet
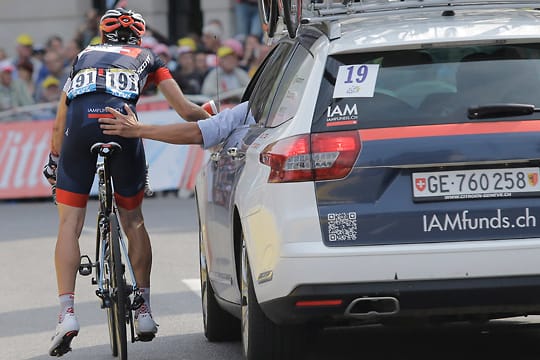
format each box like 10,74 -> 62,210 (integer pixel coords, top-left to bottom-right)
100,8 -> 146,45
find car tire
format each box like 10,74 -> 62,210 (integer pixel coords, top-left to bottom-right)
241,237 -> 311,360
200,232 -> 241,342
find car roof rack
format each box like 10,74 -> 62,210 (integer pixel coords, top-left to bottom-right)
301,0 -> 540,24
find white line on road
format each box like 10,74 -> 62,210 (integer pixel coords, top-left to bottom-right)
182,278 -> 201,297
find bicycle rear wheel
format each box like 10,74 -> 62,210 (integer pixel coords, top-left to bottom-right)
109,213 -> 128,360
101,214 -> 119,357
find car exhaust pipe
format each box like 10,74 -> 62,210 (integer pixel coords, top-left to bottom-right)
344,296 -> 400,319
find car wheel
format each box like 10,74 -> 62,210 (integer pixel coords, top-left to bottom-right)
241,235 -> 311,360
199,231 -> 241,341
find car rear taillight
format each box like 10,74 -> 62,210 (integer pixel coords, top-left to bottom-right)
259,131 -> 361,183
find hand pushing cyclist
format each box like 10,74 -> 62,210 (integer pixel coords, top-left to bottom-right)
99,101 -> 251,148
43,8 -> 211,357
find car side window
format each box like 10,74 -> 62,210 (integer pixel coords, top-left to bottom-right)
265,45 -> 313,128
247,42 -> 294,125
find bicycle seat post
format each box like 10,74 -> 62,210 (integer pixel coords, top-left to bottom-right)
91,142 -> 122,214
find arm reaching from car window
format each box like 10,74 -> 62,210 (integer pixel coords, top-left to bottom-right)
99,101 -> 250,149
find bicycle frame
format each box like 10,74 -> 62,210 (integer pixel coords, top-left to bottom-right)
79,142 -> 145,357
95,153 -> 139,304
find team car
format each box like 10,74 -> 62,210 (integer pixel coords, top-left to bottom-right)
195,1 -> 540,359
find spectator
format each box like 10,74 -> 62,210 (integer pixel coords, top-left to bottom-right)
16,60 -> 35,99
235,0 -> 262,40
73,8 -> 101,49
153,43 -> 177,72
46,35 -> 64,54
63,39 -> 82,67
0,48 -> 7,61
248,42 -> 273,78
0,61 -> 34,112
239,34 -> 261,71
177,36 -> 198,52
141,34 -> 159,50
194,50 -> 210,80
201,46 -> 250,102
34,50 -> 70,102
173,46 -> 203,95
11,33 -> 43,83
223,37 -> 244,60
201,22 -> 223,54
32,76 -> 62,120
32,44 -> 46,63
36,35 -> 65,85
37,75 -> 62,103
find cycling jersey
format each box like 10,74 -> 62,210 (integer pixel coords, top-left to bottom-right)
55,44 -> 173,209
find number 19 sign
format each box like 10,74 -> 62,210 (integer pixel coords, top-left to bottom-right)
333,64 -> 379,98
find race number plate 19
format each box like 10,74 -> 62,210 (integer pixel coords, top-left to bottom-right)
412,167 -> 540,202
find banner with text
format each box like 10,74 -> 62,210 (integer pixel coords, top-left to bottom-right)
0,106 -> 206,200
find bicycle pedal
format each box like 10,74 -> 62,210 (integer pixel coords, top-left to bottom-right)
79,255 -> 93,276
131,294 -> 144,310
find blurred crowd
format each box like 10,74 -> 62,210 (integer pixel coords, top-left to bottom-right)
0,2 -> 273,121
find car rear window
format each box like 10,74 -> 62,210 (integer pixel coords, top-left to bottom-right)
311,43 -> 540,132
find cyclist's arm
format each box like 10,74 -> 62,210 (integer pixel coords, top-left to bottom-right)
51,92 -> 68,156
158,78 -> 210,122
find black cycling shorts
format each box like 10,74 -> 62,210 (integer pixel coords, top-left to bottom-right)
55,93 -> 146,209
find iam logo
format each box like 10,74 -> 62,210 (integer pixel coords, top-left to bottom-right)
528,173 -> 538,186
415,178 -> 426,192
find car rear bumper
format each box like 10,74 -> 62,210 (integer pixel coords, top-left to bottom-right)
260,275 -> 540,325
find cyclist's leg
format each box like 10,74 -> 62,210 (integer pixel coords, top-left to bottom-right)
110,135 -> 150,287
117,203 -> 151,287
54,97 -> 99,295
55,204 -> 87,295
111,135 -> 158,338
49,98 -> 98,355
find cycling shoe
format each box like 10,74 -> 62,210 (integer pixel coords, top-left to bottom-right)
49,313 -> 80,357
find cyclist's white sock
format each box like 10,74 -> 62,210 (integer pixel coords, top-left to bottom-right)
58,293 -> 75,323
137,287 -> 151,315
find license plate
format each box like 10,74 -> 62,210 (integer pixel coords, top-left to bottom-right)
412,167 -> 540,201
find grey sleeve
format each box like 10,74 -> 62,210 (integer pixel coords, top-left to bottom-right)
197,102 -> 250,149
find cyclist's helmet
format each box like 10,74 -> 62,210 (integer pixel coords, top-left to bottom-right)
100,8 -> 145,45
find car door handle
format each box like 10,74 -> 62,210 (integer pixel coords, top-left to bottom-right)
227,147 -> 245,159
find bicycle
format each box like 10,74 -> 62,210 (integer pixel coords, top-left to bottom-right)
78,141 -> 145,360
257,0 -> 302,39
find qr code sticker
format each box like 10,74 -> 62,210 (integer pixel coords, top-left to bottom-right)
328,212 -> 357,241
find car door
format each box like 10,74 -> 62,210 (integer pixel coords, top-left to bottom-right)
203,40 -> 297,303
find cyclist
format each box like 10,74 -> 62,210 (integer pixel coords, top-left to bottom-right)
43,8 -> 211,357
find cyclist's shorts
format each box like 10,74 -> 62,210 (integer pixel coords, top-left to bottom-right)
56,93 -> 146,209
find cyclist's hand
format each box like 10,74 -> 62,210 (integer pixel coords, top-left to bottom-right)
100,104 -> 140,138
43,152 -> 59,185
